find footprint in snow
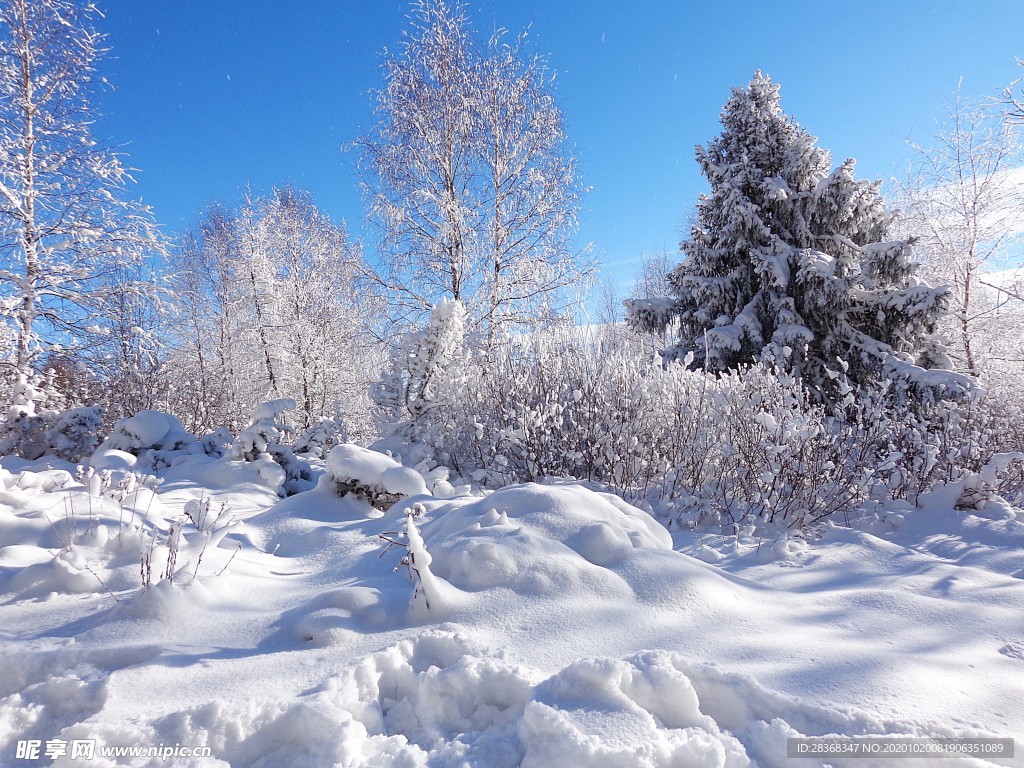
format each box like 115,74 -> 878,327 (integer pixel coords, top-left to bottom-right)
997,642 -> 1024,660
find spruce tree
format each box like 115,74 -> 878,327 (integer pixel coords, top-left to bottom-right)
628,72 -> 965,399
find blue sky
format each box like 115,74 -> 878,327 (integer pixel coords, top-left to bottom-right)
95,1 -> 1024,281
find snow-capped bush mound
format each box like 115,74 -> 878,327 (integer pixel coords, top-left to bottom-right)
102,410 -> 195,453
0,374 -> 104,462
0,405 -> 104,463
231,399 -> 297,461
293,418 -> 347,458
198,427 -> 234,459
230,399 -> 314,496
96,410 -> 200,471
321,444 -> 429,507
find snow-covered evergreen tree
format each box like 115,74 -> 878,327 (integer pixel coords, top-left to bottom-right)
627,72 -> 966,400
230,399 -> 314,496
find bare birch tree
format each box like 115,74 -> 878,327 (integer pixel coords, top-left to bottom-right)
894,88 -> 1024,380
260,186 -> 381,433
355,0 -> 591,340
0,0 -> 161,408
167,188 -> 380,437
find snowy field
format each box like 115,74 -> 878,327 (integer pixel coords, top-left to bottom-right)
1,443 -> 1022,767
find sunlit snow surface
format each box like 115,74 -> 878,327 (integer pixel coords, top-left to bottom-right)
0,454 -> 1022,767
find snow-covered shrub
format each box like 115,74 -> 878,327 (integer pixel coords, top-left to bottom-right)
377,318 -> 1024,530
293,418 -> 347,458
379,502 -> 440,611
373,298 -> 468,426
231,399 -> 296,461
376,326 -> 883,530
0,373 -> 104,461
198,427 -> 234,458
141,497 -> 239,588
862,383 -> 1001,505
686,366 -> 883,528
953,452 -> 1024,509
1,405 -> 106,463
97,409 -> 200,471
230,399 -> 313,496
46,407 -> 105,460
319,443 -> 428,509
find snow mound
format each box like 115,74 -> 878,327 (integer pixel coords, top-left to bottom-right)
318,631 -> 757,767
520,651 -> 750,767
0,459 -> 250,601
323,631 -> 534,759
414,483 -> 671,596
89,447 -> 137,472
322,444 -> 429,501
3,471 -> 1021,766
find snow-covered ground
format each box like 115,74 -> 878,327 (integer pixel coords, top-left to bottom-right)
0,450 -> 1022,767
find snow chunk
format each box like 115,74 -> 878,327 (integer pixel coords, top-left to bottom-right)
89,448 -> 137,472
521,652 -> 749,767
752,411 -> 778,432
115,411 -> 172,447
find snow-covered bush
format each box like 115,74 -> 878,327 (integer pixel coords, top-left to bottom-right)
378,502 -> 441,611
375,326 -> 879,529
373,298 -> 468,426
0,405 -> 105,463
198,427 -> 234,458
230,399 -> 314,496
377,323 -> 1015,531
140,496 -> 239,588
231,399 -> 295,461
319,443 -> 428,509
863,384 -> 1001,505
97,409 -> 200,471
0,373 -> 104,461
293,418 -> 348,458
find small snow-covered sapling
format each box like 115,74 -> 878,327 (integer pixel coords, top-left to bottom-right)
378,502 -> 433,610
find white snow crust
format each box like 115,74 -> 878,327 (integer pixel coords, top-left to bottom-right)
0,453 -> 1021,767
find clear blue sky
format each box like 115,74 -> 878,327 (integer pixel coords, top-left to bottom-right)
95,1 -> 1024,280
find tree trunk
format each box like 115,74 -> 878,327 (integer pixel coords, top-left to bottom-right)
15,0 -> 38,379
